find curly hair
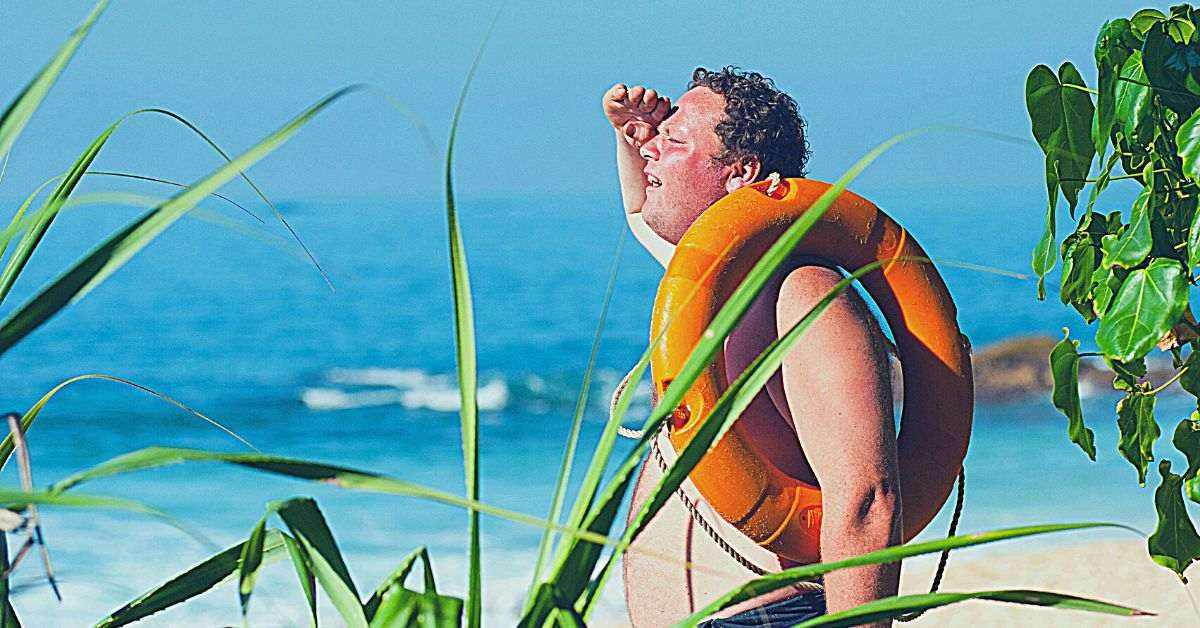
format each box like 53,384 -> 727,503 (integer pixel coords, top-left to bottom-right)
688,66 -> 810,179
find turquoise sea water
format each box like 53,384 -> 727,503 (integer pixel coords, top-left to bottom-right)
0,186 -> 1193,624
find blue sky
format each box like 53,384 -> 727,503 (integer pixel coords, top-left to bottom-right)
0,1 -> 1147,200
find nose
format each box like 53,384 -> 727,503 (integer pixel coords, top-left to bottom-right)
640,135 -> 661,161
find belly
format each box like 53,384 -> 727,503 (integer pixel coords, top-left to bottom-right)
623,432 -> 813,626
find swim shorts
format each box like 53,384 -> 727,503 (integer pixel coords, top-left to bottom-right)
697,588 -> 826,627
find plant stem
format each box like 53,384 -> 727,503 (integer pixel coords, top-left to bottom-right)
1060,169 -> 1169,184
1116,76 -> 1196,95
1062,83 -> 1098,95
1149,366 -> 1188,395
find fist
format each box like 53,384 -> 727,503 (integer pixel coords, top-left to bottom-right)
603,83 -> 671,148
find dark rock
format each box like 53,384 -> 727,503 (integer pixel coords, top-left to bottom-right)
965,334 -> 1178,404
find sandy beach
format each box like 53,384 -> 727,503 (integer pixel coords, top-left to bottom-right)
583,539 -> 1199,626
899,540 -> 1199,627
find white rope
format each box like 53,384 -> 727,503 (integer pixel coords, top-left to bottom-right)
611,365 -> 644,439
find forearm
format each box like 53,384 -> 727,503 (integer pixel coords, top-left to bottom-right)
820,487 -> 901,627
614,127 -> 648,214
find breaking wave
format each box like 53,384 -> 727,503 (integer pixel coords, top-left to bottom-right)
300,366 -> 653,418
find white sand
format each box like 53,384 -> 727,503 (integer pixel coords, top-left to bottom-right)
899,540 -> 1199,627
588,539 -> 1200,626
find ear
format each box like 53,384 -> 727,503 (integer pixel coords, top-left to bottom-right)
724,156 -> 762,193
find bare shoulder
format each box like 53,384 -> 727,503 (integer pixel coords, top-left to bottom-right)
776,265 -> 860,324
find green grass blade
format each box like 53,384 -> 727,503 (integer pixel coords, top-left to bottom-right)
93,529 -> 286,628
0,532 -> 20,628
792,589 -> 1150,627
133,108 -> 331,289
60,191 -> 314,266
0,120 -> 118,306
46,447 -> 633,552
0,487 -> 212,549
0,176 -> 61,263
0,0 -> 108,164
0,85 -> 363,358
84,170 -> 264,223
675,522 -> 1138,626
0,167 -> 266,266
236,513 -> 270,621
0,520 -> 10,628
444,14 -> 499,628
274,497 -> 367,627
0,104 -> 309,309
365,546 -> 436,620
525,226 -> 626,607
281,532 -> 318,627
0,372 -> 258,473
0,107 -> 264,306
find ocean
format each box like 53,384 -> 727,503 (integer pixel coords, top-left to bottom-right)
0,186 -> 1192,625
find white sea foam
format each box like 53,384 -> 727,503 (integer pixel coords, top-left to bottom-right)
300,366 -> 657,418
302,367 -> 509,412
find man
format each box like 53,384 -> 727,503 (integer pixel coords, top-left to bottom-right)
607,67 -> 900,626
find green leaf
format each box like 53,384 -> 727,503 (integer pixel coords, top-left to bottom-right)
1086,151 -> 1121,213
1027,62 -> 1095,295
1116,392 -> 1159,485
275,498 -> 367,627
1100,187 -> 1152,269
1032,166 -> 1057,301
1114,53 -> 1152,142
1095,19 -> 1138,155
0,0 -> 109,164
1148,460 -> 1200,579
789,590 -> 1147,628
1050,330 -> 1097,460
1132,8 -> 1167,37
677,522 -> 1135,625
1108,355 -> 1147,392
1059,212 -> 1104,309
1026,63 -> 1095,211
1183,354 -> 1200,398
281,533 -> 317,627
1179,108 -> 1200,180
0,85 -> 365,359
1091,265 -> 1124,319
1173,414 -> 1200,481
95,531 -> 287,627
1096,258 -> 1189,361
1142,23 -> 1200,114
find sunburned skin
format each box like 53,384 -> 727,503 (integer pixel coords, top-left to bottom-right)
603,80 -> 900,627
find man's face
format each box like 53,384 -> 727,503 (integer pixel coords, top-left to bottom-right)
640,86 -> 734,244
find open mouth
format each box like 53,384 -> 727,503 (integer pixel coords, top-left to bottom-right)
646,173 -> 662,188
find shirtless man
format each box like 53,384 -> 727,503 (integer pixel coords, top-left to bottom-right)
607,67 -> 900,626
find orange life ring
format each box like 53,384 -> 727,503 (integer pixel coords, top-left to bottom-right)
649,178 -> 972,564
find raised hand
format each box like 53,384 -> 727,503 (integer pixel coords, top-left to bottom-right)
602,83 -> 671,148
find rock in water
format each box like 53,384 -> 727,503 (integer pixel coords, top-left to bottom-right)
967,334 -> 1175,403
